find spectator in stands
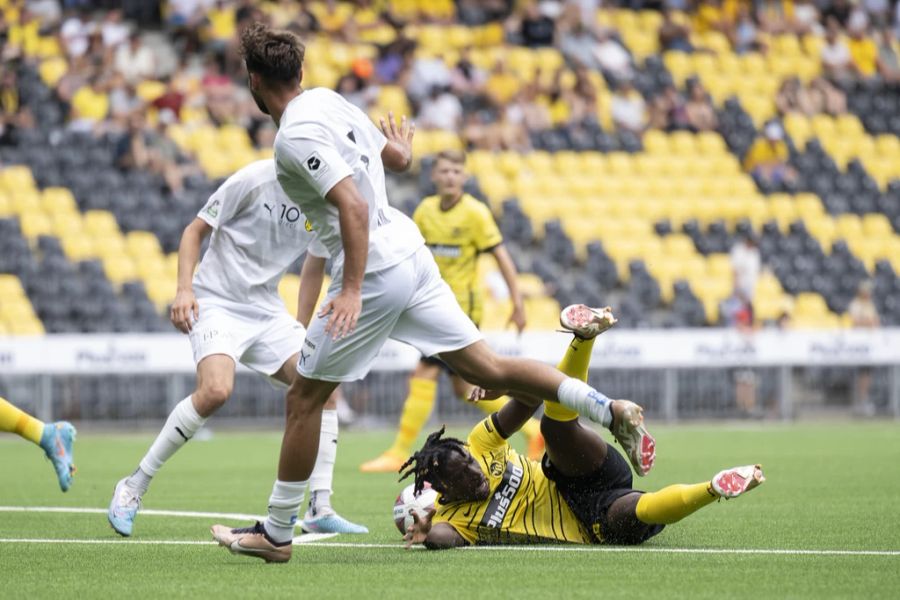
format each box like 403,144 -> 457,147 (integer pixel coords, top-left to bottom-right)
649,84 -> 688,130
684,78 -> 717,132
875,27 -> 900,82
106,71 -> 140,123
728,4 -> 767,54
847,14 -> 879,78
407,52 -> 453,110
0,65 -> 33,144
334,66 -> 377,113
743,121 -> 797,189
114,31 -> 157,85
791,0 -> 824,35
848,279 -> 880,416
756,0 -> 793,35
727,231 -> 761,416
100,9 -> 130,56
418,84 -> 463,132
485,58 -> 521,107
594,28 -> 634,82
373,36 -> 414,85
559,20 -> 599,70
450,47 -> 488,104
506,82 -> 552,134
823,0 -> 854,27
808,76 -> 847,115
610,76 -> 647,135
508,1 -> 556,48
568,66 -> 599,125
658,8 -> 694,53
60,9 -> 91,59
821,17 -> 856,83
116,111 -> 191,194
776,76 -> 817,116
457,0 -> 511,26
69,74 -> 109,132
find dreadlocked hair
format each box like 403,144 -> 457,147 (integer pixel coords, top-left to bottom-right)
240,22 -> 305,83
398,426 -> 468,499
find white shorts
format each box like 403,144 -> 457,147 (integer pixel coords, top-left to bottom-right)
189,300 -> 305,377
298,246 -> 483,382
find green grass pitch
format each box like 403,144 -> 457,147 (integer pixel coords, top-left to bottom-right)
1,422 -> 898,598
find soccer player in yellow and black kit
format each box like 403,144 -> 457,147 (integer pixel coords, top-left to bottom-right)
400,304 -> 764,548
361,150 -> 543,472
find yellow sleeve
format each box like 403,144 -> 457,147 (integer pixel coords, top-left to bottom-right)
412,200 -> 429,235
467,416 -> 508,456
431,507 -> 477,544
473,202 -> 503,252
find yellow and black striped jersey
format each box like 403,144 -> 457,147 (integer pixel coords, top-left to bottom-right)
412,194 -> 502,325
431,418 -> 592,545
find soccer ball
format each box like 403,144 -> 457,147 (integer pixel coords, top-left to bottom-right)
393,482 -> 438,535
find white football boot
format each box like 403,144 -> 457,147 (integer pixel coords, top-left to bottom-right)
711,464 -> 765,498
559,304 -> 617,339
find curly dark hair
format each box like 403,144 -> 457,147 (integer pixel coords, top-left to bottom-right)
240,22 -> 305,83
398,426 -> 468,498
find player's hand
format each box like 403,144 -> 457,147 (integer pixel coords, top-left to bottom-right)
319,288 -> 362,340
379,111 -> 415,164
508,303 -> 526,333
404,508 -> 434,549
170,288 -> 199,333
468,386 -> 509,403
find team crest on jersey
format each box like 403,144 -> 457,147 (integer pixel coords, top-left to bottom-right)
305,219 -> 313,232
489,461 -> 504,477
205,199 -> 220,217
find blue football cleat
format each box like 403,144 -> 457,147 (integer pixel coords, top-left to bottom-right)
39,422 -> 76,492
108,477 -> 142,537
301,511 -> 369,534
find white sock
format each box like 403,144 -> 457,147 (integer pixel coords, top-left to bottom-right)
264,479 -> 307,543
557,378 -> 613,428
307,410 -> 338,517
134,396 -> 207,490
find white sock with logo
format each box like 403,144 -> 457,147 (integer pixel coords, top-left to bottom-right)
307,409 -> 338,517
132,396 -> 207,493
556,378 -> 613,428
264,479 -> 307,543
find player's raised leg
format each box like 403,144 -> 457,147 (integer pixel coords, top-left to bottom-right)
0,396 -> 76,492
440,304 -> 655,475
109,354 -> 232,536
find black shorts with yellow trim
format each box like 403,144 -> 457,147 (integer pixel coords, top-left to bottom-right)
542,446 -> 664,545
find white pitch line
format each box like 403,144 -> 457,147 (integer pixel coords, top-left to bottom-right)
3,507 -> 898,557
0,506 -> 263,521
0,538 -> 897,557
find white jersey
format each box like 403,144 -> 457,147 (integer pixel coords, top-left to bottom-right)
274,87 -> 424,279
193,159 -> 328,313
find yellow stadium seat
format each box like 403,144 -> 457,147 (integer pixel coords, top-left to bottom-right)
707,253 -> 733,278
41,187 -> 77,214
145,277 -> 175,308
662,234 -> 695,257
103,255 -> 138,284
125,231 -> 163,259
83,210 -> 120,236
18,212 -> 52,239
6,318 -> 44,336
835,214 -> 863,240
1,165 -> 36,191
862,214 -> 892,237
794,293 -> 829,318
136,256 -> 167,280
0,274 -> 27,299
60,235 -> 96,261
94,234 -> 127,258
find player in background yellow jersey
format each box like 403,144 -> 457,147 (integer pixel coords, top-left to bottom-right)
0,396 -> 76,491
401,305 -> 764,548
361,150 -> 543,472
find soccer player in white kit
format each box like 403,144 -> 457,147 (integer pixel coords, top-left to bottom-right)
107,159 -> 366,537
211,24 -> 655,562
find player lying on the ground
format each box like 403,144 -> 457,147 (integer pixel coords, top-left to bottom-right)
107,159 -> 366,537
400,306 -> 765,548
361,149 -> 542,474
0,396 -> 75,491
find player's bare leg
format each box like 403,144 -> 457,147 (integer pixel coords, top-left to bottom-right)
110,354 -> 234,536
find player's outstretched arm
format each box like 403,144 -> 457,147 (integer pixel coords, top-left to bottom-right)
379,111 -> 415,172
492,244 -> 527,333
171,218 -> 212,333
318,177 -> 369,339
297,253 -> 327,328
405,509 -> 467,550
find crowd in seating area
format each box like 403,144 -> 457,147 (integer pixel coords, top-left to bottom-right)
1,0 -> 900,336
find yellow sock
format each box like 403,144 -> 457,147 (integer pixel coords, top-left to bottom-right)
520,417 -> 541,439
0,397 -> 44,444
543,336 -> 596,421
634,482 -> 718,525
387,378 -> 437,457
473,397 -> 507,416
